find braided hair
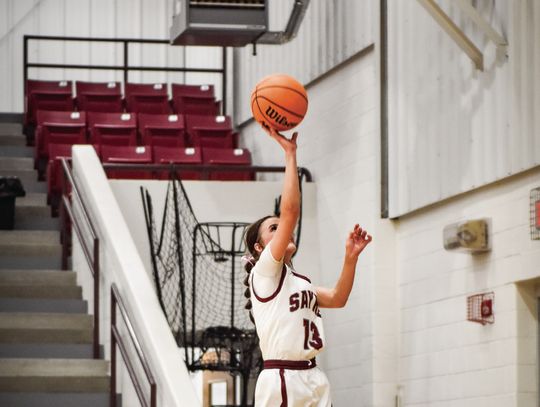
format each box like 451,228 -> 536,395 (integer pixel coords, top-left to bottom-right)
243,215 -> 274,324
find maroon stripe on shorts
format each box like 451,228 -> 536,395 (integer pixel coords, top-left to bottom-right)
264,358 -> 317,370
279,368 -> 287,407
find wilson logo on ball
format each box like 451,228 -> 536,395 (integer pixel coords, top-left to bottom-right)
265,106 -> 298,129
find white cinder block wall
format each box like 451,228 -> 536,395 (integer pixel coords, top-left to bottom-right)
239,47 -> 399,407
396,167 -> 540,407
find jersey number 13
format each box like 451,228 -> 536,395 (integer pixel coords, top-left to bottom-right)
303,319 -> 323,350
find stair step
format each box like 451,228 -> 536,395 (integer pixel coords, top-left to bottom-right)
0,358 -> 109,392
0,157 -> 33,171
15,205 -> 60,230
0,169 -> 45,193
15,193 -> 47,207
0,313 -> 92,344
0,146 -> 33,158
0,392 -> 111,407
0,269 -> 75,286
0,298 -> 87,313
0,123 -> 23,135
0,230 -> 61,270
0,343 -> 96,359
0,135 -> 26,146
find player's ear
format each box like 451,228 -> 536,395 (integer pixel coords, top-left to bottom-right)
254,242 -> 263,254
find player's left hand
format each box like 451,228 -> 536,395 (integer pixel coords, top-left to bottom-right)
345,224 -> 372,259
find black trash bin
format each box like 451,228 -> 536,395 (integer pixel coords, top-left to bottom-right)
0,177 -> 26,230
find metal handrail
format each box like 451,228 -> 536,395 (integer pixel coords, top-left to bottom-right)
111,284 -> 157,407
23,35 -> 227,113
60,158 -> 100,359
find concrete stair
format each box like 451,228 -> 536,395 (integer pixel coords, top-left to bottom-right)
0,117 -> 112,406
0,230 -> 62,269
0,359 -> 110,407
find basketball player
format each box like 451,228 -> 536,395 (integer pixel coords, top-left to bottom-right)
243,127 -> 372,406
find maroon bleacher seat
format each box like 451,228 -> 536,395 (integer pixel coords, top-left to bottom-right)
203,148 -> 253,181
25,80 -> 74,128
34,111 -> 87,177
125,83 -> 170,114
185,114 -> 235,148
101,145 -> 153,179
87,112 -> 137,146
138,113 -> 187,147
153,146 -> 202,180
76,81 -> 123,112
171,84 -> 219,115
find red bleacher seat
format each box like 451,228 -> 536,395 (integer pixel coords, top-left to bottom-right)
171,84 -> 219,115
203,148 -> 253,181
34,111 -> 87,177
25,80 -> 74,127
138,113 -> 187,147
76,81 -> 123,112
185,114 -> 235,148
101,145 -> 153,179
153,146 -> 202,180
87,112 -> 137,146
125,83 -> 170,114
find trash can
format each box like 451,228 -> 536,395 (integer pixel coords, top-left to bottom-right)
0,176 -> 26,230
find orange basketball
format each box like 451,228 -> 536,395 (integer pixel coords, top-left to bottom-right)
251,74 -> 308,132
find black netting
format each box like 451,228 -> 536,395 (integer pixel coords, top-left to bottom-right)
141,179 -> 261,375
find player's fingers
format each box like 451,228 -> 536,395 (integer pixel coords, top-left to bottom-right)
291,132 -> 299,143
360,230 -> 367,239
365,234 -> 372,242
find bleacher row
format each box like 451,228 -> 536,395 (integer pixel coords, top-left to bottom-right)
25,80 -> 254,214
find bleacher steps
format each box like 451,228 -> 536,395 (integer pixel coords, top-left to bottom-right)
0,157 -> 33,171
0,134 -> 26,146
0,230 -> 62,269
0,312 -> 93,344
0,359 -> 109,407
0,358 -> 109,391
0,270 -> 81,299
0,122 -> 23,135
0,145 -> 33,158
15,193 -> 60,230
0,118 -> 114,406
0,297 -> 87,313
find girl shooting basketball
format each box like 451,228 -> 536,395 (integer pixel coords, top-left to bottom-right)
243,127 -> 372,406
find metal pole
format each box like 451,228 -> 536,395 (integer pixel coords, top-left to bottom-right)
23,36 -> 28,107
123,41 -> 129,86
230,224 -> 236,327
222,46 -> 227,115
110,289 -> 117,407
93,239 -> 100,359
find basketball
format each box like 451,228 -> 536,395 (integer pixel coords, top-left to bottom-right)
251,74 -> 308,132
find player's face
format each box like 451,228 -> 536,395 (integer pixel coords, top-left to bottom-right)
257,217 -> 297,256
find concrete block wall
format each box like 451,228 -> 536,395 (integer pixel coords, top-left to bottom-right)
396,167 -> 540,407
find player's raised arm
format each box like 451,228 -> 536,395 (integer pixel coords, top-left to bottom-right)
316,225 -> 372,308
266,127 -> 300,263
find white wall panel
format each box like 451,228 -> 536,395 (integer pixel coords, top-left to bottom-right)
388,0 -> 540,217
0,0 -> 223,112
234,0 -> 376,124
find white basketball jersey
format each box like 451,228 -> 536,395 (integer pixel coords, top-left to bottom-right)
250,245 -> 325,361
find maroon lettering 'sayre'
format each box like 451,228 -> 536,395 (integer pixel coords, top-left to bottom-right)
289,290 -> 321,317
